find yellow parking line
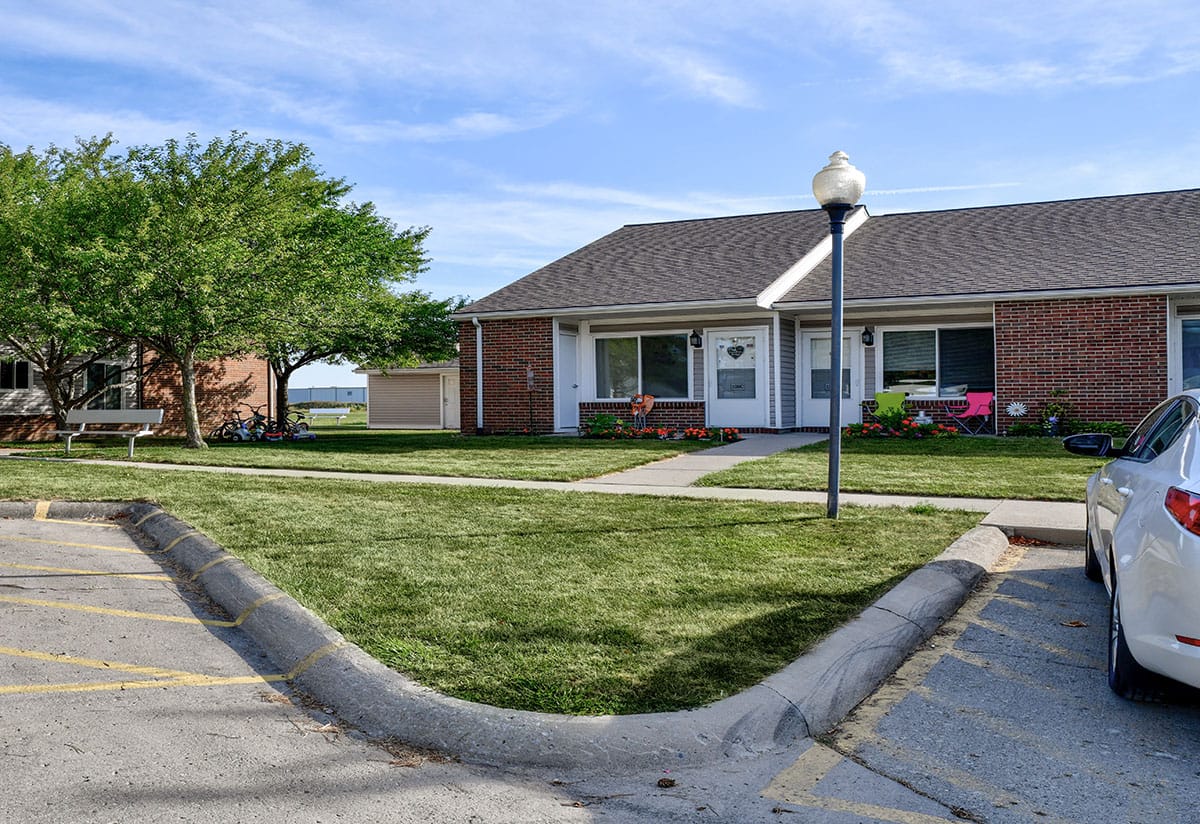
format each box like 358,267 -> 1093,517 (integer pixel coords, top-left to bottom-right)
0,594 -> 235,627
3,534 -> 143,555
133,510 -> 163,527
285,640 -> 349,679
230,592 -> 287,625
764,744 -> 957,823
191,556 -> 233,580
0,590 -> 287,628
30,501 -> 122,528
0,641 -> 349,696
0,645 -> 197,678
0,673 -> 287,696
0,561 -> 171,582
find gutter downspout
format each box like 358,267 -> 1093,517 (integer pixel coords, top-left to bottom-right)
472,316 -> 484,434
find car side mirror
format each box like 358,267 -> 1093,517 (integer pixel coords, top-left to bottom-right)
1063,432 -> 1117,457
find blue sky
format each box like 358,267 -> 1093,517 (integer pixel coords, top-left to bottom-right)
3,0 -> 1199,386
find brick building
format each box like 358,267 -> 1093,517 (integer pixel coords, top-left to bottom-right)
454,189 -> 1200,436
0,351 -> 270,441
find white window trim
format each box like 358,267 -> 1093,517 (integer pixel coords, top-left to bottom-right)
0,358 -> 33,391
871,322 -> 996,400
1169,298 -> 1200,395
584,328 -> 695,402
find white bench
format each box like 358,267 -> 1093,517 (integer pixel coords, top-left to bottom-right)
305,407 -> 350,425
53,408 -> 164,458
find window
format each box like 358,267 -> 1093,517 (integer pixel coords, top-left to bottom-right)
595,333 -> 689,399
86,362 -> 123,410
1124,398 -> 1195,462
1182,319 -> 1200,390
881,327 -> 994,397
0,358 -> 31,390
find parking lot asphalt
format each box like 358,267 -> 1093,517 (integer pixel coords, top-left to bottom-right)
6,501 -> 1197,824
0,507 -> 589,823
764,541 -> 1200,823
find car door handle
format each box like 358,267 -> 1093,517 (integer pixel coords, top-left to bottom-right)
1100,478 -> 1114,486
1117,487 -> 1133,497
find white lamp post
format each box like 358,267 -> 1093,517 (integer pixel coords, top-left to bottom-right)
812,151 -> 866,519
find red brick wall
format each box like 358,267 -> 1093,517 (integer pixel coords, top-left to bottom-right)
578,401 -> 706,431
0,414 -> 57,441
458,318 -> 555,434
994,295 -> 1167,432
0,356 -> 269,442
142,355 -> 271,436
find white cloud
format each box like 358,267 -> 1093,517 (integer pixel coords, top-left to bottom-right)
0,93 -> 198,149
834,0 -> 1200,93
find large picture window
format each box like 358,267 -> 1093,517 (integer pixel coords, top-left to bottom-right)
595,333 -> 689,399
0,358 -> 31,390
881,327 -> 994,397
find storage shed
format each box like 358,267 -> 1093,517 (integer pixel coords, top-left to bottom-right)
355,361 -> 459,430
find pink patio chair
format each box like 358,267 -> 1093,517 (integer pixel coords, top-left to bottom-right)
944,391 -> 993,435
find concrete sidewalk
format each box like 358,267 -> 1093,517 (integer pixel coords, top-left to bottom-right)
579,432 -> 827,487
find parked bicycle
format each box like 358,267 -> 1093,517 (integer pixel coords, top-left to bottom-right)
209,404 -> 312,442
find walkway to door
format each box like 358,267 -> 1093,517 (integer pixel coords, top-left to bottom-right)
578,432 -> 827,487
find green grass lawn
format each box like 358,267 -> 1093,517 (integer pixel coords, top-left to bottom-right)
298,405 -> 368,428
696,436 -> 1104,501
11,429 -> 711,481
0,458 -> 980,715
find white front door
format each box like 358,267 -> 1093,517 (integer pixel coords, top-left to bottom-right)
800,332 -> 860,429
442,373 -> 460,430
706,329 -> 768,428
557,332 -> 579,429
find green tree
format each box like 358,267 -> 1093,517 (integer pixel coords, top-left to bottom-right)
95,133 -> 338,448
0,137 -> 152,426
257,202 -> 460,424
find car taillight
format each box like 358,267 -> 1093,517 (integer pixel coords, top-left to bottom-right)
1164,486 -> 1200,535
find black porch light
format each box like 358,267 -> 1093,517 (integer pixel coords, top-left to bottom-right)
689,330 -> 703,348
861,327 -> 875,347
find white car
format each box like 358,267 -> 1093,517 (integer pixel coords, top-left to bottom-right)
1064,391 -> 1200,699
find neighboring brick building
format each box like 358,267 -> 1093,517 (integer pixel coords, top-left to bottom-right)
455,189 -> 1200,436
141,355 -> 271,437
0,351 -> 270,441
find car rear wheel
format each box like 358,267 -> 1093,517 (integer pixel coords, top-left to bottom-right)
1108,568 -> 1158,700
1084,521 -> 1103,582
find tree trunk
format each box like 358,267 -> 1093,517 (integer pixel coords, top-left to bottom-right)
179,348 -> 208,449
272,362 -> 299,428
39,370 -> 70,430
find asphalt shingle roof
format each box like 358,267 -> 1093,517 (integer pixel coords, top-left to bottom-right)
460,209 -> 836,314
459,189 -> 1200,316
780,188 -> 1200,304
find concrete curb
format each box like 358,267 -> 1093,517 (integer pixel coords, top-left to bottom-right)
9,501 -> 1010,771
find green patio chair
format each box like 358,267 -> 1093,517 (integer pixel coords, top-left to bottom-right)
863,391 -> 907,423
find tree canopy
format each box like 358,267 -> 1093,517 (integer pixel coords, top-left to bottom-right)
0,137 -> 148,425
1,132 -> 458,445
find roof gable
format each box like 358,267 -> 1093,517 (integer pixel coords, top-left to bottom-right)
460,209 -> 835,315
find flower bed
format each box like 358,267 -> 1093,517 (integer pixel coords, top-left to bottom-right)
580,414 -> 742,442
843,418 -> 958,439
